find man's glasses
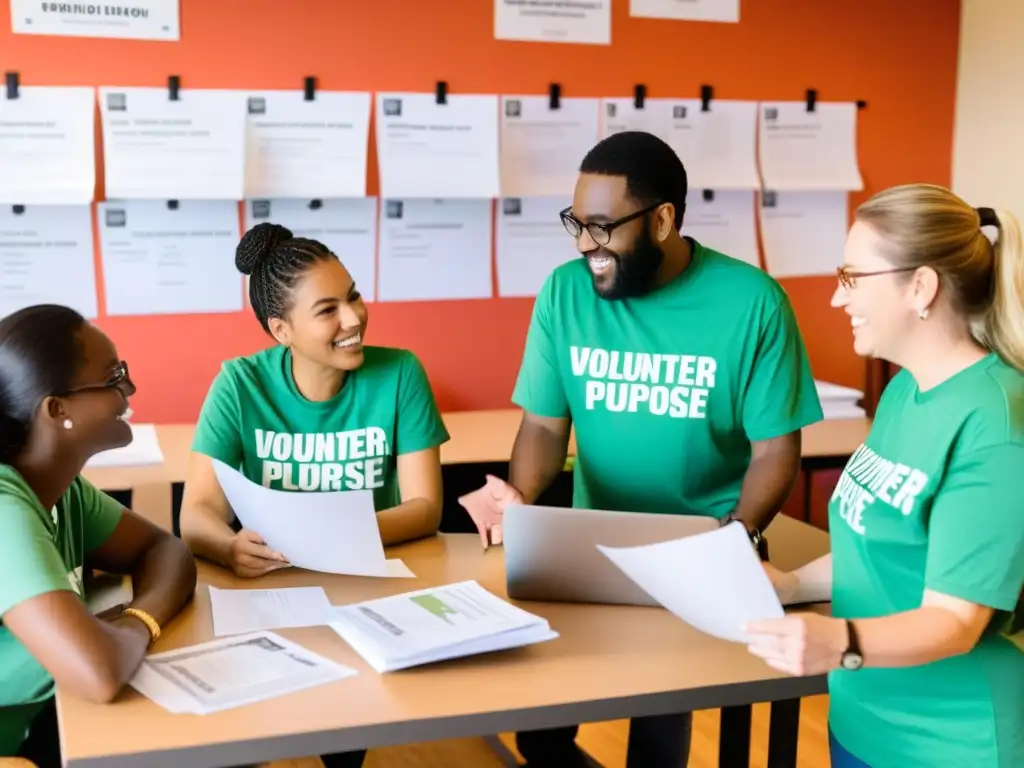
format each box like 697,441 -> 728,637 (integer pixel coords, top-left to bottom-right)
560,202 -> 664,246
836,265 -> 917,290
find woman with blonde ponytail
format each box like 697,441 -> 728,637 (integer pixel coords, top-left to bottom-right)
748,184 -> 1024,767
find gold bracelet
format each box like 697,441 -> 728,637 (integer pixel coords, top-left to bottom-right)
122,607 -> 161,644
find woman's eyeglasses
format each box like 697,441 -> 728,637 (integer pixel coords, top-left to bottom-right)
836,265 -> 917,290
65,360 -> 132,395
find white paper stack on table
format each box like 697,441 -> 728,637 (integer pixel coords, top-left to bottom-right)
209,586 -> 334,637
597,523 -> 784,644
815,380 -> 866,419
129,631 -> 356,715
329,581 -> 558,672
85,423 -> 165,467
211,459 -> 415,579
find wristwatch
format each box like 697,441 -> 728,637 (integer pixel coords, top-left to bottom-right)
840,620 -> 864,670
720,513 -> 769,561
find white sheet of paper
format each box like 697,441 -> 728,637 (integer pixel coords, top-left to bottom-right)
244,198 -> 377,300
375,93 -> 500,199
11,0 -> 180,40
601,99 -> 760,189
0,86 -> 96,204
758,102 -> 863,191
597,522 -> 784,644
759,191 -> 849,278
378,198 -> 492,302
630,0 -> 740,23
209,586 -> 333,637
244,90 -> 371,198
210,459 -> 414,578
496,196 -> 575,297
500,96 -> 600,197
85,423 -> 164,467
494,0 -> 611,44
682,190 -> 759,267
129,631 -> 356,715
98,200 -> 243,316
98,86 -> 247,200
0,205 -> 98,318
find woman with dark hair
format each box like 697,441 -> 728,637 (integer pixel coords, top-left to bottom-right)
180,223 -> 450,768
0,304 -> 197,766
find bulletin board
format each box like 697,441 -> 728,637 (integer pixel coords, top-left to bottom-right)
0,0 -> 962,423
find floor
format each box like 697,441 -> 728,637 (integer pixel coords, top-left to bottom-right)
262,695 -> 831,767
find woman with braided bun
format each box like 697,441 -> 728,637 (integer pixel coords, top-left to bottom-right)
750,185 -> 1024,768
180,223 -> 449,768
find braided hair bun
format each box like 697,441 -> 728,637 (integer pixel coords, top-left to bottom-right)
235,222 -> 294,275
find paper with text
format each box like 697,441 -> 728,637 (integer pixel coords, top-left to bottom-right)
11,0 -> 180,40
598,522 -> 784,643
758,102 -> 863,191
245,198 -> 377,300
0,205 -> 98,318
681,190 -> 759,267
630,0 -> 739,23
500,96 -> 599,197
330,580 -> 558,672
375,93 -> 500,198
759,190 -> 848,277
0,86 -> 95,204
245,90 -> 371,199
211,459 -> 414,578
378,198 -> 492,302
98,200 -> 242,316
496,196 -> 575,296
85,423 -> 164,467
210,586 -> 333,637
494,0 -> 611,44
99,87 -> 247,199
129,631 -> 356,714
601,98 -> 760,189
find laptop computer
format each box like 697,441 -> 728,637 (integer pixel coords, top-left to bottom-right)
502,504 -> 720,607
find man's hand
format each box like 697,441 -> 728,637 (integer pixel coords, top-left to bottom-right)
228,529 -> 290,577
458,474 -> 524,549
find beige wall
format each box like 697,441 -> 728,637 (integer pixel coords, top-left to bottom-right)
951,0 -> 1024,216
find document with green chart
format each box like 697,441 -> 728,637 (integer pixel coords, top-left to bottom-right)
329,580 -> 558,672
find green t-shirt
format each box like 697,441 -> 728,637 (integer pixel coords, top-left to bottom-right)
192,345 -> 450,512
0,467 -> 123,756
511,240 -> 823,517
828,356 -> 1024,767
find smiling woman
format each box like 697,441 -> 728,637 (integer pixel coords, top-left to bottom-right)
177,223 -> 450,768
0,304 -> 197,765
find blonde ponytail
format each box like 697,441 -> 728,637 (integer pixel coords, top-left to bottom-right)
984,210 -> 1024,372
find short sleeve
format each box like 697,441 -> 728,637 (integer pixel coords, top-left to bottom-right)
925,443 -> 1024,611
76,478 -> 124,553
0,495 -> 74,618
191,366 -> 244,468
510,275 -> 569,418
394,352 -> 450,456
741,298 -> 823,441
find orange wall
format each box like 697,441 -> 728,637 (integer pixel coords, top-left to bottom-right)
1,0 -> 962,423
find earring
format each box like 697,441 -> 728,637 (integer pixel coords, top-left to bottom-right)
63,419 -> 73,430
918,308 -> 929,320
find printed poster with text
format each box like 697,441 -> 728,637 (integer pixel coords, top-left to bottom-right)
10,0 -> 180,40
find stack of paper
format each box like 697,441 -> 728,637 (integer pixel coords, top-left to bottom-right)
211,459 -> 414,579
209,586 -> 333,637
329,581 -> 558,672
597,523 -> 784,644
129,631 -> 356,714
85,423 -> 164,467
815,380 -> 866,420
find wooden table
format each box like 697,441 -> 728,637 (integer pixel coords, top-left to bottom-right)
58,516 -> 830,768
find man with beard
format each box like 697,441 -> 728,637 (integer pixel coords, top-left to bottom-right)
460,131 -> 823,767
